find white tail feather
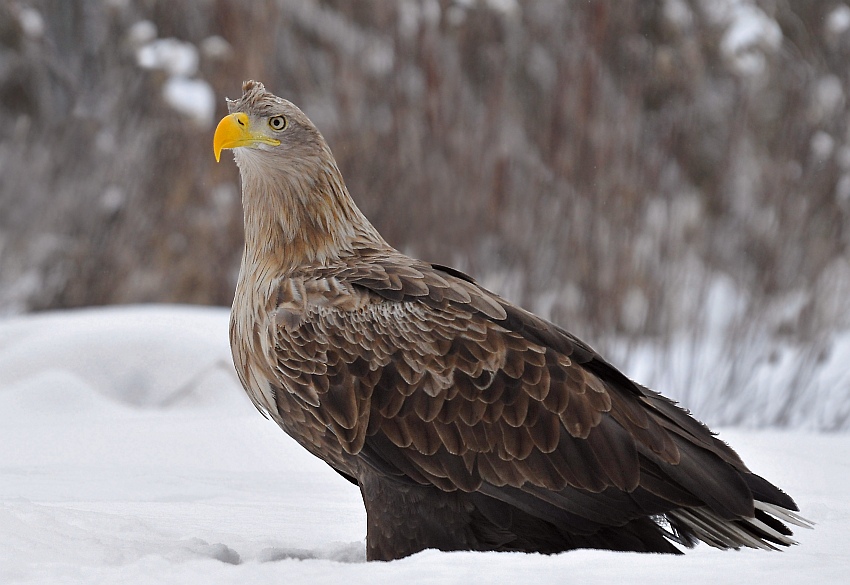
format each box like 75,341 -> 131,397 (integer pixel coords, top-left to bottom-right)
666,500 -> 811,551
755,500 -> 815,529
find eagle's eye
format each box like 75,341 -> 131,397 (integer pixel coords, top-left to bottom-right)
269,115 -> 287,131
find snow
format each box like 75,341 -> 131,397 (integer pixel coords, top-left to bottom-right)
663,0 -> 694,30
826,5 -> 850,36
200,36 -> 234,61
136,38 -> 199,78
484,0 -> 520,16
127,20 -> 157,48
133,36 -> 215,126
162,76 -> 216,128
16,7 -> 45,39
811,130 -> 836,162
0,305 -> 847,584
704,0 -> 782,76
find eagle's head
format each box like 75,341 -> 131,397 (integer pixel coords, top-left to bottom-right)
212,80 -> 383,270
214,81 -> 331,175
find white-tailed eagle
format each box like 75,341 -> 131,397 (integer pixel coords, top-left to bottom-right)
213,80 -> 809,561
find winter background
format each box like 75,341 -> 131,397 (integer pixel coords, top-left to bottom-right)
1,0 -> 850,583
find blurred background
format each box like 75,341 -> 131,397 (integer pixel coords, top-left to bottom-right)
0,0 -> 848,429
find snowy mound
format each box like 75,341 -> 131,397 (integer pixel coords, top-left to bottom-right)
0,305 -> 846,584
0,305 -> 242,411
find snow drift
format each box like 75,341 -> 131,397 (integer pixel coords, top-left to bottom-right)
0,305 -> 846,584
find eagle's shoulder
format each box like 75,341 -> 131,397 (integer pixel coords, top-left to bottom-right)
273,249 -> 507,324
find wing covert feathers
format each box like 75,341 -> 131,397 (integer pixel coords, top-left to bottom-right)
236,255 -> 806,557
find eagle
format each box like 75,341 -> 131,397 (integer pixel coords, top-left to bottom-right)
213,80 -> 809,561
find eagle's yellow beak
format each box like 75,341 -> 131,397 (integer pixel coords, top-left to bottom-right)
213,112 -> 281,162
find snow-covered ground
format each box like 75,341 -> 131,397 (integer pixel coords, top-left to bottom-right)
0,305 -> 846,584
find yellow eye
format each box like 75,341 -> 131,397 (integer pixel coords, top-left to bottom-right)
269,115 -> 287,131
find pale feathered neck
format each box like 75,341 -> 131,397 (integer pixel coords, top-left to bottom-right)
234,145 -> 387,274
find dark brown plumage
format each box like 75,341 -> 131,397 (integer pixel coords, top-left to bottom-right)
213,80 -> 810,561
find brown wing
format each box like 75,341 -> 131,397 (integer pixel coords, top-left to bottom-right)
266,252 -> 795,541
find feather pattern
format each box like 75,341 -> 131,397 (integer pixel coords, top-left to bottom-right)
221,80 -> 810,561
